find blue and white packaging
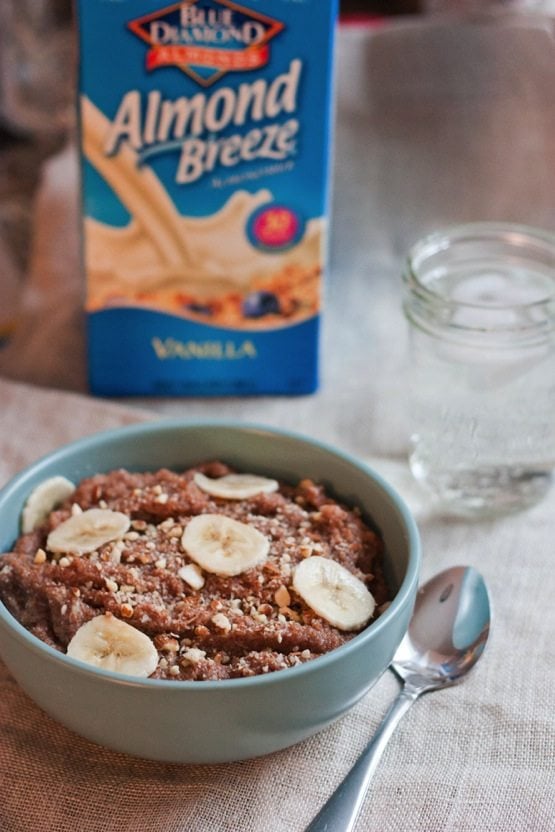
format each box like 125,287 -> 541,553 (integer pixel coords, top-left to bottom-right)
77,0 -> 337,395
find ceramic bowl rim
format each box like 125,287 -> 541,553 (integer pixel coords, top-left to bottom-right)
0,419 -> 421,691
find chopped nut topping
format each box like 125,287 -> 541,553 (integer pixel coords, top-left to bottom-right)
211,612 -> 232,632
155,493 -> 169,504
156,636 -> 179,652
120,603 -> 134,618
274,585 -> 291,607
154,557 -> 167,569
168,664 -> 180,676
105,578 -> 119,593
181,647 -> 206,665
59,557 -> 71,568
178,563 -> 205,590
109,542 -> 124,564
33,548 -> 47,565
71,503 -> 83,516
120,583 -> 135,594
124,531 -> 139,541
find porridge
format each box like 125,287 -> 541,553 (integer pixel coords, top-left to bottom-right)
0,463 -> 391,681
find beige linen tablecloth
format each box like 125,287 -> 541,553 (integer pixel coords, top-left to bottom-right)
1,376 -> 554,832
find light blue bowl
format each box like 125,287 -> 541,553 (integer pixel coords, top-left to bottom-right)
0,421 -> 420,763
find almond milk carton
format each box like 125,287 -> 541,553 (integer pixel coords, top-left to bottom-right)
76,0 -> 337,395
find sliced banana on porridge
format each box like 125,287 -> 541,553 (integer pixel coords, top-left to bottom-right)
47,508 -> 130,555
21,476 -> 75,533
67,614 -> 158,677
193,471 -> 278,500
293,556 -> 376,631
181,513 -> 269,576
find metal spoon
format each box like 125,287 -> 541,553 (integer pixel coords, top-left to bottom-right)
304,565 -> 491,832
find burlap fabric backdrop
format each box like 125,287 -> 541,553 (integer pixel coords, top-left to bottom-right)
0,377 -> 554,832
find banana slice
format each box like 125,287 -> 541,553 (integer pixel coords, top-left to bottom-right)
181,513 -> 269,576
67,614 -> 158,677
193,471 -> 278,500
47,508 -> 130,555
21,476 -> 75,533
292,556 -> 376,631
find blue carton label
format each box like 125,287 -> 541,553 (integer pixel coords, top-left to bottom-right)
77,0 -> 337,395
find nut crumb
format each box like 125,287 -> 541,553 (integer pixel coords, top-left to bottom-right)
124,531 -> 139,541
212,612 -> 232,632
274,585 -> 291,607
155,635 -> 179,652
181,647 -> 206,665
178,563 -> 205,590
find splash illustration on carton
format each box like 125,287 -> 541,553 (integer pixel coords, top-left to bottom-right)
77,0 -> 337,395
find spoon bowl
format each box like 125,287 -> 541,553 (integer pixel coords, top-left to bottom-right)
392,565 -> 491,690
305,565 -> 491,832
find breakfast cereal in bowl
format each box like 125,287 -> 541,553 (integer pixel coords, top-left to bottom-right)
0,422 -> 419,763
0,462 -> 391,682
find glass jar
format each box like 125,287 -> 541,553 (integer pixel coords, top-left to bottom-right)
402,222 -> 555,517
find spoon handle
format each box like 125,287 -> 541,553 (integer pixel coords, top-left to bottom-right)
304,686 -> 419,832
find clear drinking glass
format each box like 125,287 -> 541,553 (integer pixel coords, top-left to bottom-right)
402,222 -> 555,518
